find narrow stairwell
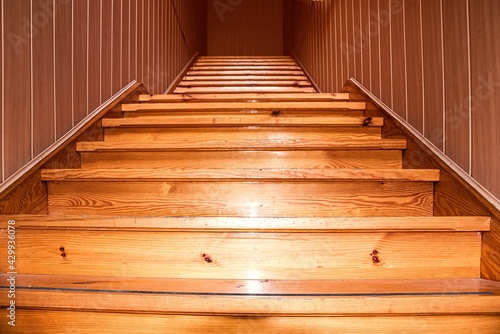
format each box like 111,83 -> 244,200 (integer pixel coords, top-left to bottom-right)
1,56 -> 500,333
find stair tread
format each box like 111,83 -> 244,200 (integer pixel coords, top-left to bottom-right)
182,75 -> 309,81
77,139 -> 407,151
174,87 -> 318,93
41,168 -> 440,182
5,215 -> 490,231
139,93 -> 350,102
177,80 -> 313,87
102,115 -> 380,127
189,66 -> 303,71
3,275 -> 499,315
120,101 -> 366,111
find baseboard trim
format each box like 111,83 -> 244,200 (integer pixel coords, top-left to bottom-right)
0,81 -> 140,197
347,77 -> 500,212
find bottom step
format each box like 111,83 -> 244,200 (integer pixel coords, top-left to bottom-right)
4,311 -> 500,334
1,276 -> 499,333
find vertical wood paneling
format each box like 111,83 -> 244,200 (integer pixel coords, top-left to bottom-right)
73,0 -> 88,124
404,0 -> 423,132
88,0 -> 101,112
129,0 -> 137,81
390,0 -> 406,119
346,0 -> 355,77
207,0 -> 283,56
54,0 -> 72,138
1,0 -> 206,185
101,0 -> 112,102
136,0 -> 143,84
3,1 -> 32,176
369,0 -> 381,97
360,0 -> 370,88
32,0 -> 55,156
421,0 -> 444,150
121,0 -> 130,87
379,0 -> 392,106
442,0 -> 469,171
353,0 -> 362,82
470,0 -> 500,197
111,0 -> 121,94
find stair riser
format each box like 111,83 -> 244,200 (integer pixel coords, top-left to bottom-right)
47,181 -> 434,217
4,311 -> 500,333
103,127 -> 382,142
80,151 -> 403,169
0,230 -> 480,279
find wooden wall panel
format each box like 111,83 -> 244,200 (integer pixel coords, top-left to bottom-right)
54,0 -> 73,138
379,0 -> 392,106
360,0 -> 370,90
442,0 -> 469,171
469,0 -> 500,197
207,0 -> 284,56
111,0 -> 122,94
73,0 -> 88,123
101,0 -> 112,102
404,0 -> 423,133
421,0 -> 444,150
390,0 -> 406,119
32,0 -> 55,157
121,0 -> 130,88
3,1 -> 32,177
0,0 -> 206,188
290,0 -> 500,199
88,1 -> 101,112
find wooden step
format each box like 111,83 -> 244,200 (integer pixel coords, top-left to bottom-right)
5,215 -> 490,232
103,116 -> 377,127
177,80 -> 312,87
76,139 -> 406,152
0,226 -> 479,278
190,65 -> 303,71
6,311 -> 500,333
46,180 -> 433,217
80,150 -> 403,170
174,86 -> 317,93
181,75 -> 309,81
139,93 -> 350,102
103,127 -> 382,142
119,101 -> 366,112
187,70 -> 306,76
198,56 -> 294,61
193,61 -> 299,66
41,168 -> 440,182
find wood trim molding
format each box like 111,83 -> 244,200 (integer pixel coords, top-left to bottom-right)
347,78 -> 500,212
165,51 -> 200,94
290,51 -> 322,93
0,81 -> 148,213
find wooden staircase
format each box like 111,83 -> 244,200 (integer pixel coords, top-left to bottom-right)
1,56 -> 500,333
